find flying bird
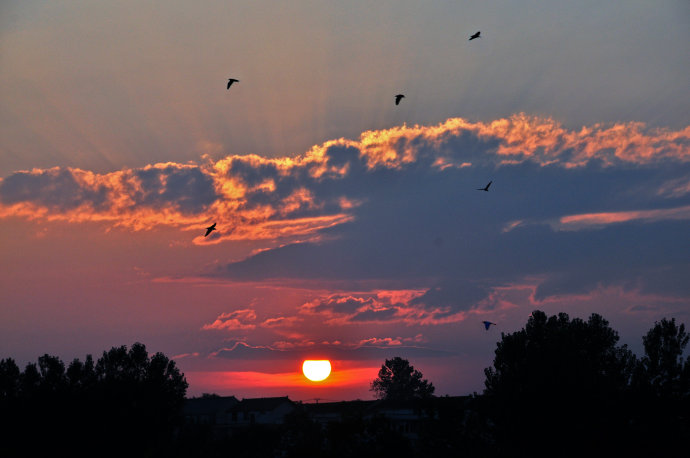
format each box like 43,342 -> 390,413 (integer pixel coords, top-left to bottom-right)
483,321 -> 496,330
469,31 -> 481,41
227,78 -> 239,89
204,223 -> 217,237
395,94 -> 405,105
477,181 -> 492,192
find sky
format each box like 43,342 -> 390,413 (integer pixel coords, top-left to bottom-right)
1,0 -> 689,401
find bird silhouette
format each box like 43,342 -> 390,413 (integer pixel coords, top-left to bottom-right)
469,31 -> 481,41
227,78 -> 239,89
482,321 -> 496,330
395,94 -> 405,105
477,181 -> 492,192
204,223 -> 217,237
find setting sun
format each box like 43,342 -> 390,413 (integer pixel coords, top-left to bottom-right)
302,360 -> 332,382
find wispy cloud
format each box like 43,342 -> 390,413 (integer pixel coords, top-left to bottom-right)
503,205 -> 690,232
555,205 -> 690,231
206,336 -> 449,362
657,177 -> 690,198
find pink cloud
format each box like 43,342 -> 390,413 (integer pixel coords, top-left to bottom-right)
357,337 -> 403,347
298,289 -> 475,326
260,316 -> 302,328
202,309 -> 257,331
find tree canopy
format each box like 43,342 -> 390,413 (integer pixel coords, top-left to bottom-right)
371,357 -> 435,401
483,310 -> 637,456
636,317 -> 690,398
0,342 -> 187,458
484,310 -> 635,398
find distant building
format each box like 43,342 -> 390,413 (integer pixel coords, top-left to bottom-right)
228,396 -> 296,427
183,395 -> 239,426
365,399 -> 437,439
303,400 -> 375,428
302,396 -> 473,441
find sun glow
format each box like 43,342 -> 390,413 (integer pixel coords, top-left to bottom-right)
302,360 -> 332,382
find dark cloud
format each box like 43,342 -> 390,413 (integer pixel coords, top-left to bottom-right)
349,308 -> 398,322
133,166 -> 218,213
2,116 -> 690,305
410,280 -> 492,312
0,168 -> 109,211
218,155 -> 690,306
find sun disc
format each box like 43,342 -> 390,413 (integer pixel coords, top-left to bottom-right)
302,360 -> 331,382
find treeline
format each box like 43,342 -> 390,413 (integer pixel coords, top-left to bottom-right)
465,311 -> 689,457
0,342 -> 187,458
1,312 -> 689,458
326,311 -> 689,458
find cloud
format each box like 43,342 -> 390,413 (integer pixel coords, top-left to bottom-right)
2,115 -> 689,306
657,177 -> 690,198
171,352 -> 201,360
504,205 -> 690,232
202,309 -> 257,331
298,290 -> 479,326
209,341 -> 277,359
553,205 -> 690,230
208,337 -> 452,362
260,316 -> 302,328
2,115 -> 688,236
356,334 -> 425,347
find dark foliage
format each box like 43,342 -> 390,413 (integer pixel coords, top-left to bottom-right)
635,317 -> 690,397
0,342 -> 187,458
483,310 -> 690,457
627,318 -> 690,455
371,357 -> 435,401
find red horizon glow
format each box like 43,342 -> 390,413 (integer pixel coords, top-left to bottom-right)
184,365 -> 380,400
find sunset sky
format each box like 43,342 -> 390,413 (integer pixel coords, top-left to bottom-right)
1,0 -> 689,401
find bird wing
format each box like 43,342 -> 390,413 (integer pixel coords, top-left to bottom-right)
205,228 -> 212,236
227,81 -> 231,89
486,181 -> 492,189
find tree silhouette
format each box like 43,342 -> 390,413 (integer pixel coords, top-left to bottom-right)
371,357 -> 435,401
0,358 -> 20,401
0,343 -> 187,458
636,317 -> 689,398
629,318 -> 690,455
483,310 -> 636,456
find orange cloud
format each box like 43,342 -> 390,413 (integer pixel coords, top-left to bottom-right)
556,205 -> 690,230
2,115 -> 688,241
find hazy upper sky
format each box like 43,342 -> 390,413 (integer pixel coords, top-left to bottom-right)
1,0 -> 689,400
